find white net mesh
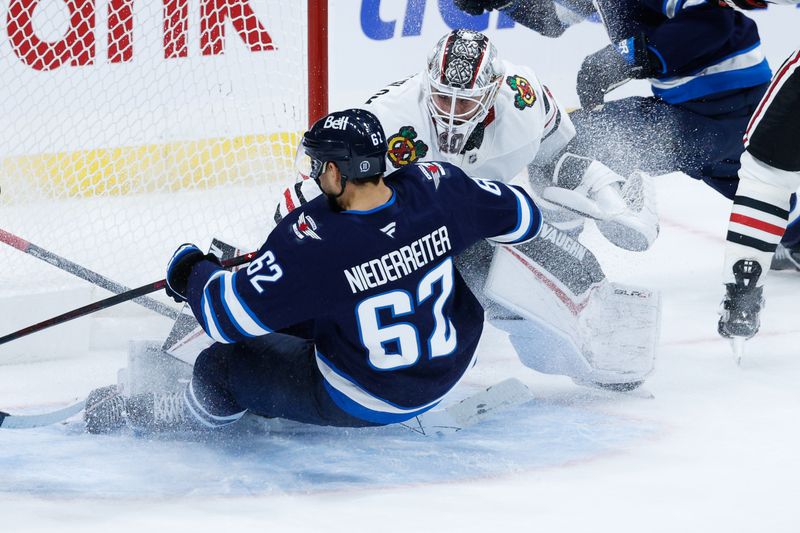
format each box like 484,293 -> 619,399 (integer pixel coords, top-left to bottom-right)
0,0 -> 308,296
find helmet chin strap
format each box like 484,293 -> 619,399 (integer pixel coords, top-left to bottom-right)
315,170 -> 348,212
333,176 -> 348,198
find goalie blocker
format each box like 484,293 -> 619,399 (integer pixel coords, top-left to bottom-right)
484,222 -> 661,389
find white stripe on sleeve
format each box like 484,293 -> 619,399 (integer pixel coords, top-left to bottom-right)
221,272 -> 271,337
201,271 -> 233,344
489,186 -> 536,244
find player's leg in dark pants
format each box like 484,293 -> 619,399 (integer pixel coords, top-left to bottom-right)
568,83 -> 768,199
744,51 -> 800,175
189,334 -> 379,428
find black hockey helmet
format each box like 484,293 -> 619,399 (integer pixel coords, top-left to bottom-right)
299,108 -> 388,182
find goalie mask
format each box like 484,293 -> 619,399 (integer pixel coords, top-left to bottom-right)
424,29 -> 504,161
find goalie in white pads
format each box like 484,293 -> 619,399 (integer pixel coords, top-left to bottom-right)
275,30 -> 661,390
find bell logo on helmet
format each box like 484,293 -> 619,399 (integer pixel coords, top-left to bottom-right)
360,161 -> 371,173
304,109 -> 387,182
323,115 -> 350,130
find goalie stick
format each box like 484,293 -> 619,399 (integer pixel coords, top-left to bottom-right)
0,252 -> 256,346
0,399 -> 86,429
401,378 -> 535,436
0,228 -> 179,320
0,379 -> 533,433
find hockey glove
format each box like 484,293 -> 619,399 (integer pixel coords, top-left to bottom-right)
716,0 -> 768,9
165,243 -> 220,303
455,0 -> 573,37
577,35 -> 661,110
453,0 -> 514,15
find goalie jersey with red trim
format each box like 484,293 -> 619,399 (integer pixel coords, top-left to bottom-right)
184,162 -> 541,424
276,60 -> 573,221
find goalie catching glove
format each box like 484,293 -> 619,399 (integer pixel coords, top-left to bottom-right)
165,244 -> 221,303
541,153 -> 659,251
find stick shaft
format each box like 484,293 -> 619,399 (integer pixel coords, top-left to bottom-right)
0,229 -> 179,320
0,252 -> 255,346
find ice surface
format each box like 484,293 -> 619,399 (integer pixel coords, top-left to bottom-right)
0,402 -> 655,498
1,176 -> 799,532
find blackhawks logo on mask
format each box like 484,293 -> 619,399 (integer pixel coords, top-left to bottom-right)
387,126 -> 429,168
506,75 -> 536,110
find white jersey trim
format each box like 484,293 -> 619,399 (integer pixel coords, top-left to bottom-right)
201,270 -> 233,344
316,353 -> 447,417
221,272 -> 272,337
651,45 -> 766,91
489,185 -> 539,244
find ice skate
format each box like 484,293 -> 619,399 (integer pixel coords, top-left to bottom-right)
84,385 -> 193,434
770,243 -> 800,271
718,260 -> 765,342
125,389 -> 193,432
84,385 -> 128,434
592,380 -> 644,393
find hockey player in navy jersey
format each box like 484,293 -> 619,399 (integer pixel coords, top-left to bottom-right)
272,30 -> 661,394
461,0 -> 772,199
83,108 -> 542,433
458,0 -> 800,269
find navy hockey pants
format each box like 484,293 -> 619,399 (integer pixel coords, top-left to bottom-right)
568,83 -> 769,200
191,334 -> 379,427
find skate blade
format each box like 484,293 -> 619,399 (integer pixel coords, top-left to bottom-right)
730,337 -> 747,366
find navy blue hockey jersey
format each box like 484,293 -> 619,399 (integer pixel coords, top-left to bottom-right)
594,0 -> 772,103
183,162 -> 541,423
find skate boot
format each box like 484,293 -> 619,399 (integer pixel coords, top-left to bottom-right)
770,243 -> 800,271
125,389 -> 192,432
718,260 -> 765,340
84,385 -> 194,434
84,385 -> 127,434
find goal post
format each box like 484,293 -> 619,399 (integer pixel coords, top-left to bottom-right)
0,0 -> 328,358
308,0 -> 328,127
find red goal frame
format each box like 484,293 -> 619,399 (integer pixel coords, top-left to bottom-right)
308,0 -> 328,127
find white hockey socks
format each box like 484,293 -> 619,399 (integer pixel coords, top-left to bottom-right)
724,152 -> 798,285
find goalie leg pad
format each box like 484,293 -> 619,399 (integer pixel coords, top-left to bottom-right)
485,243 -> 661,386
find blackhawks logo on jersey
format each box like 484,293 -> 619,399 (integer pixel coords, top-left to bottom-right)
387,126 -> 429,168
506,74 -> 536,110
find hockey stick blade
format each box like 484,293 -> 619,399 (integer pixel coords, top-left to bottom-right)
0,252 -> 257,346
731,336 -> 747,366
0,400 -> 85,429
402,378 -> 535,436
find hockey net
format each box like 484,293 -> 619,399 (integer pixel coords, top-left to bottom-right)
0,0 -> 326,356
